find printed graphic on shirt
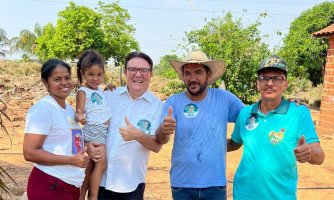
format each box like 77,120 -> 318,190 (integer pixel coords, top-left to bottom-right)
245,115 -> 259,130
183,103 -> 199,118
268,128 -> 285,144
71,129 -> 83,154
91,92 -> 103,105
137,119 -> 151,134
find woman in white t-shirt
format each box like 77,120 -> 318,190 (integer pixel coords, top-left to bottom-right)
23,59 -> 90,200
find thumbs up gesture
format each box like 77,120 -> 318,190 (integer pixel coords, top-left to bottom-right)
162,106 -> 176,136
70,146 -> 90,168
294,135 -> 312,163
119,116 -> 141,141
75,109 -> 87,125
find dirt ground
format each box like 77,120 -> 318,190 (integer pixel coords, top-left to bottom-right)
0,97 -> 333,199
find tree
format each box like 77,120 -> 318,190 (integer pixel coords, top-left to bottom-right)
0,28 -> 8,57
9,23 -> 43,59
10,29 -> 37,57
38,2 -> 106,60
154,54 -> 180,78
35,1 -> 139,63
35,23 -> 56,61
185,13 -> 270,103
279,2 -> 334,86
97,1 -> 139,65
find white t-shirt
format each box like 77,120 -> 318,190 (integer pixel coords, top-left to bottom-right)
77,86 -> 111,124
100,87 -> 163,193
25,95 -> 85,187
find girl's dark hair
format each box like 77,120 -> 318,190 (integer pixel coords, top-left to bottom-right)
124,51 -> 153,71
77,49 -> 105,84
41,59 -> 71,80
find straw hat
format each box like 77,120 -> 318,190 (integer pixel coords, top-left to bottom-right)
169,50 -> 226,85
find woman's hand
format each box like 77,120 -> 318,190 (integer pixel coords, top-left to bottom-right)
70,147 -> 90,168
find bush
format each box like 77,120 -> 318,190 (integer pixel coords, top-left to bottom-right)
161,79 -> 185,98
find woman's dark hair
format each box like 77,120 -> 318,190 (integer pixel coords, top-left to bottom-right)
124,51 -> 153,71
77,49 -> 105,84
41,59 -> 71,80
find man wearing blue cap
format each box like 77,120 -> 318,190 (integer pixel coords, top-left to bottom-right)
227,55 -> 325,199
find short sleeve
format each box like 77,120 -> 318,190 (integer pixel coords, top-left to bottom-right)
25,103 -> 52,135
231,112 -> 243,144
228,92 -> 244,123
297,107 -> 319,144
150,101 -> 163,136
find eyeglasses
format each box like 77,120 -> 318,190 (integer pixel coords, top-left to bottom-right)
126,67 -> 151,75
258,76 -> 286,85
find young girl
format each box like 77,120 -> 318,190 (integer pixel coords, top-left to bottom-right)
75,49 -> 111,200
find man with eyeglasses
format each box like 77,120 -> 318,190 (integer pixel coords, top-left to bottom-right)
87,51 -> 176,200
227,55 -> 325,200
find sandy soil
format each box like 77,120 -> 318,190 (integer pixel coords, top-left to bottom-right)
0,100 -> 333,200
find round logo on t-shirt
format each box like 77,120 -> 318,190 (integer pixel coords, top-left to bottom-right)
245,115 -> 259,130
183,103 -> 199,118
137,119 -> 151,134
91,92 -> 103,105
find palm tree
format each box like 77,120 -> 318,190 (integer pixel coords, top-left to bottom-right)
0,28 -> 9,57
10,23 -> 42,58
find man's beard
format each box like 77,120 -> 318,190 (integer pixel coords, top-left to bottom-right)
186,80 -> 208,96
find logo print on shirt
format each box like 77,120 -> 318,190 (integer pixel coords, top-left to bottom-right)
245,115 -> 259,130
91,92 -> 103,105
183,103 -> 199,118
71,129 -> 83,154
137,119 -> 151,134
268,128 -> 285,144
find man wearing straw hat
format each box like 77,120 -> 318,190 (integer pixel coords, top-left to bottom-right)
156,50 -> 244,199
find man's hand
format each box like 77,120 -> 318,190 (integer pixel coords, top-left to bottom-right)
75,109 -> 87,125
104,83 -> 116,91
161,107 -> 176,136
86,142 -> 105,162
119,117 -> 141,141
294,135 -> 312,163
70,147 -> 90,168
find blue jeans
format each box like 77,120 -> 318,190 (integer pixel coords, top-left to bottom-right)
171,186 -> 226,200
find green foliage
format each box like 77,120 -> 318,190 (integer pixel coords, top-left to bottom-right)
154,54 -> 180,79
35,23 -> 56,61
184,12 -> 270,104
97,1 -> 139,65
35,1 -> 138,64
160,79 -> 185,97
10,28 -> 37,57
286,76 -> 312,94
37,2 -> 106,61
279,2 -> 334,86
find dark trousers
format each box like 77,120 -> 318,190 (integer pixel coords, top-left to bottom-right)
98,183 -> 145,200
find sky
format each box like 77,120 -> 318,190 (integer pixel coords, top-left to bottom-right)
0,0 -> 330,63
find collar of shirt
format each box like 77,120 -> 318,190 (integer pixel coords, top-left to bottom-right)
117,86 -> 155,103
251,98 -> 290,115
